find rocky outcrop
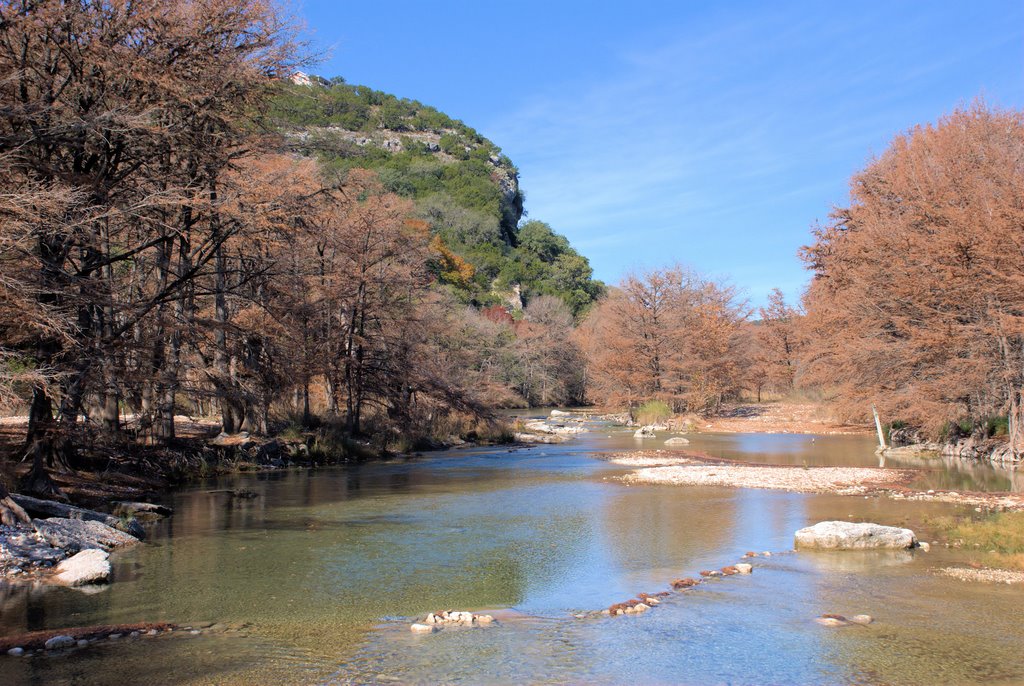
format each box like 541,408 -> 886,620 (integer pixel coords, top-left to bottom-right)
13,495 -> 144,538
54,549 -> 110,586
33,518 -> 139,553
794,521 -> 917,550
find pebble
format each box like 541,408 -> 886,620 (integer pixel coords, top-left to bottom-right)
109,633 -> 122,640
7,647 -> 24,657
189,630 -> 201,635
147,629 -> 159,636
735,563 -> 753,574
77,639 -> 89,648
849,615 -> 873,625
918,542 -> 931,552
130,631 -> 140,638
410,623 -> 436,633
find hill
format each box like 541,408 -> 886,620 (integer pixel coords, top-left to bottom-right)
270,76 -> 604,315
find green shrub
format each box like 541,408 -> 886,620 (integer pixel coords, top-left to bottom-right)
984,415 -> 1009,437
634,400 -> 672,426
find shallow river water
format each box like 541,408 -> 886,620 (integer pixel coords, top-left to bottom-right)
1,419 -> 1022,685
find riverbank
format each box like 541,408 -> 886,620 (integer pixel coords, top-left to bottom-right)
673,401 -> 870,435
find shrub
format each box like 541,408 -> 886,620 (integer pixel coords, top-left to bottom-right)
634,400 -> 672,426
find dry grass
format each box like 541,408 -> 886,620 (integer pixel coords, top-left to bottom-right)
932,512 -> 1024,570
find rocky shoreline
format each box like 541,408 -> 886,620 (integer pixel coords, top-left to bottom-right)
0,497 -> 167,586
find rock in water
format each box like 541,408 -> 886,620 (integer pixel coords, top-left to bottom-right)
735,563 -> 753,574
794,521 -> 917,550
54,549 -> 111,586
664,437 -> 690,446
634,426 -> 657,439
33,518 -> 139,553
44,635 -> 76,650
410,623 -> 436,633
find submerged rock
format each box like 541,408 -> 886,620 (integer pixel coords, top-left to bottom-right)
54,549 -> 110,586
409,623 -> 436,633
794,521 -> 917,550
664,436 -> 690,446
814,614 -> 849,627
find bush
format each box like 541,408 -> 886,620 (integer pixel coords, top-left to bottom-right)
634,400 -> 672,426
984,415 -> 1009,437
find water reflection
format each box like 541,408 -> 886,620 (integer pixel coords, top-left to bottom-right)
0,429 -> 1021,685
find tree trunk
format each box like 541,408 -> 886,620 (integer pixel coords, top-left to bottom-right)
20,439 -> 66,500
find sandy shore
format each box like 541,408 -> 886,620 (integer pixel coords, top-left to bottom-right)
613,452 -> 909,494
685,402 -> 869,435
610,450 -> 1024,510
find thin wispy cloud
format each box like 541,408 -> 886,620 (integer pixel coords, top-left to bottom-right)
480,1 -> 1024,304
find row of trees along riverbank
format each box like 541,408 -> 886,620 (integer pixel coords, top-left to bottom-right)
575,101 -> 1024,460
1,1 -> 1022,504
0,0 -> 602,501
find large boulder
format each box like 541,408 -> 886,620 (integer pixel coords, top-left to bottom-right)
54,549 -> 111,586
33,518 -> 139,553
794,521 -> 917,550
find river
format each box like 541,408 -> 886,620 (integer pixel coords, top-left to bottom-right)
1,418 -> 1022,685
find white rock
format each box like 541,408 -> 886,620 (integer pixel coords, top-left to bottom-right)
634,426 -> 657,439
735,563 -> 753,574
475,614 -> 494,624
794,521 -> 917,550
54,549 -> 111,586
7,647 -> 24,657
849,614 -> 873,625
633,603 -> 650,612
664,437 -> 690,446
44,635 -> 76,650
918,541 -> 931,552
410,623 -> 436,633
76,639 -> 89,647
548,410 -> 572,417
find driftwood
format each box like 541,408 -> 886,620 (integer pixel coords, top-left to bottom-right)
0,481 -> 31,527
0,622 -> 177,651
11,494 -> 145,539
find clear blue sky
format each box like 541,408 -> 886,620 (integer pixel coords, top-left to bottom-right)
295,1 -> 1024,306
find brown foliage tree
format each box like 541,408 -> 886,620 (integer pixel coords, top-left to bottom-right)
800,101 -> 1024,449
580,266 -> 748,412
